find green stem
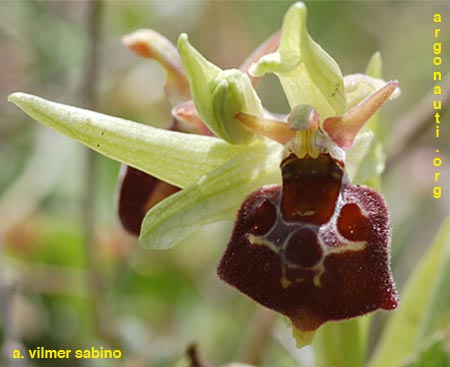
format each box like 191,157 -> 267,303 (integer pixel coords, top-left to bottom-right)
313,317 -> 370,367
79,0 -> 105,340
237,306 -> 276,364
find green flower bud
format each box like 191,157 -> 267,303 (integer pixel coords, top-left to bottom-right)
178,34 -> 263,144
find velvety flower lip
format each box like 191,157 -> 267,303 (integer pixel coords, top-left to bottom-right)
217,145 -> 399,338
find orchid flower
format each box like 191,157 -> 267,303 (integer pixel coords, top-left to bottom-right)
8,2 -> 400,346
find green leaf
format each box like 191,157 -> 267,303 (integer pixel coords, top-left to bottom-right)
368,215 -> 450,367
178,35 -> 262,144
400,329 -> 450,367
0,127 -> 79,226
417,225 -> 450,340
250,2 -> 345,119
8,92 -> 242,189
139,141 -> 282,249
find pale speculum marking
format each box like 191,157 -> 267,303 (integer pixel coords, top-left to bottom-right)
246,193 -> 368,288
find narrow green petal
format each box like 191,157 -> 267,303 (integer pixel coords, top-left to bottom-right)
368,216 -> 450,367
178,35 -> 262,144
139,141 -> 283,249
8,92 -> 242,189
250,2 -> 345,118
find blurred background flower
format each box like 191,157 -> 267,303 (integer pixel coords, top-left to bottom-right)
1,1 -> 449,367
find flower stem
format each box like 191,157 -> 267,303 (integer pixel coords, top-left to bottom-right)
79,0 -> 105,340
237,306 -> 276,364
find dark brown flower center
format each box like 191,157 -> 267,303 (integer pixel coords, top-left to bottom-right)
280,153 -> 343,225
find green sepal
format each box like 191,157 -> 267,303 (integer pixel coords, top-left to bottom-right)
178,35 -> 262,144
139,141 -> 283,249
250,2 -> 345,119
8,93 -> 243,189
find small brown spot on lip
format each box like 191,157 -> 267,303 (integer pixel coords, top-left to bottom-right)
337,203 -> 371,241
249,198 -> 277,236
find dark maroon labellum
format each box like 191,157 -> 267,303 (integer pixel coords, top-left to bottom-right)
118,165 -> 180,235
217,152 -> 398,332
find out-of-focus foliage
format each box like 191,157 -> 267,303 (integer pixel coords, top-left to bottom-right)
369,216 -> 450,367
1,1 -> 450,367
400,329 -> 450,367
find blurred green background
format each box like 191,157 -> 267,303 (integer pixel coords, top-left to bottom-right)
1,1 -> 449,366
